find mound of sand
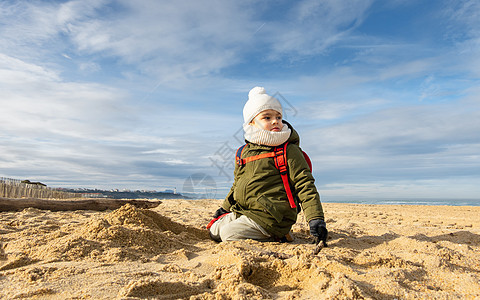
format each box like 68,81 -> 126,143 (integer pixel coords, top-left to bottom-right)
1,200 -> 479,299
1,204 -> 208,264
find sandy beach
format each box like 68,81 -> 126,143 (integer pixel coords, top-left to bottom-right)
1,199 -> 479,299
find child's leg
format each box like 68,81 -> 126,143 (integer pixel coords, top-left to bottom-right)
208,212 -> 236,242
209,213 -> 273,242
220,215 -> 273,242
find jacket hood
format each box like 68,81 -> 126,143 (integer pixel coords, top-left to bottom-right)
284,121 -> 300,146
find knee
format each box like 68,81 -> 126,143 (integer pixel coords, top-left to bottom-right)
208,212 -> 234,242
219,225 -> 239,242
208,220 -> 223,242
218,226 -> 231,242
209,230 -> 222,242
207,224 -> 233,242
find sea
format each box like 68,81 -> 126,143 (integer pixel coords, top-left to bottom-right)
207,193 -> 479,206
321,197 -> 480,206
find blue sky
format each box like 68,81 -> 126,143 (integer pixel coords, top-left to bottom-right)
1,0 -> 479,201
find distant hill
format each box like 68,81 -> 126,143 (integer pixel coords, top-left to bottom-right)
62,188 -> 190,200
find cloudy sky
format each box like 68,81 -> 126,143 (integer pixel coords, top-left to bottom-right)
1,0 -> 479,201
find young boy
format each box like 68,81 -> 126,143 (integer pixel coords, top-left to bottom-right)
208,87 -> 327,243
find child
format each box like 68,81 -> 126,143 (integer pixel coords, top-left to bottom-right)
208,87 -> 327,243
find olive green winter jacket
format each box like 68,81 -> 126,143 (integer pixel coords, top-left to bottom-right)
222,122 -> 324,238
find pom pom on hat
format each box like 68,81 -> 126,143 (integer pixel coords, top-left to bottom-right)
243,86 -> 283,125
248,86 -> 267,98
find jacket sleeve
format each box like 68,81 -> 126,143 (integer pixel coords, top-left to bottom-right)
287,145 -> 324,222
222,156 -> 240,211
222,184 -> 235,211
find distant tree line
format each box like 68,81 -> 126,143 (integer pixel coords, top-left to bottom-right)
0,177 -> 81,199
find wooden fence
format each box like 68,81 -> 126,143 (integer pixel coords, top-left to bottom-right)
0,177 -> 81,199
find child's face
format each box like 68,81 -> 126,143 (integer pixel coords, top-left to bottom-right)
250,109 -> 284,132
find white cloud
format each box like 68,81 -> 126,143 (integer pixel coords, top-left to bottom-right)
299,98 -> 389,121
0,52 -> 133,142
63,0 -> 257,82
261,0 -> 374,58
0,53 -> 60,82
0,52 -> 240,189
313,102 -> 479,153
0,1 -> 105,57
303,99 -> 480,188
443,0 -> 480,41
0,0 -> 382,85
0,0 -> 257,85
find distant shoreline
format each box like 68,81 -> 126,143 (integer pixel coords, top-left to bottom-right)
192,197 -> 480,207
320,197 -> 480,207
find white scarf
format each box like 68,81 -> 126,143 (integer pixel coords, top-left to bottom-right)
243,123 -> 291,146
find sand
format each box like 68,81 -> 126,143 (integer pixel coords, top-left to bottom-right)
1,199 -> 479,299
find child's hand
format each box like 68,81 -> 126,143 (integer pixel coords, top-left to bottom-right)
213,207 -> 229,218
309,219 -> 328,243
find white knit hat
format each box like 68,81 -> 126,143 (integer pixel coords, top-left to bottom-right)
243,87 -> 283,125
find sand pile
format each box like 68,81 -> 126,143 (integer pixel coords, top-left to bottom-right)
1,200 -> 479,299
1,204 -> 208,265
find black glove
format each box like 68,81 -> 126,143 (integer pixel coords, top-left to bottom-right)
213,207 -> 229,218
309,219 -> 328,245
